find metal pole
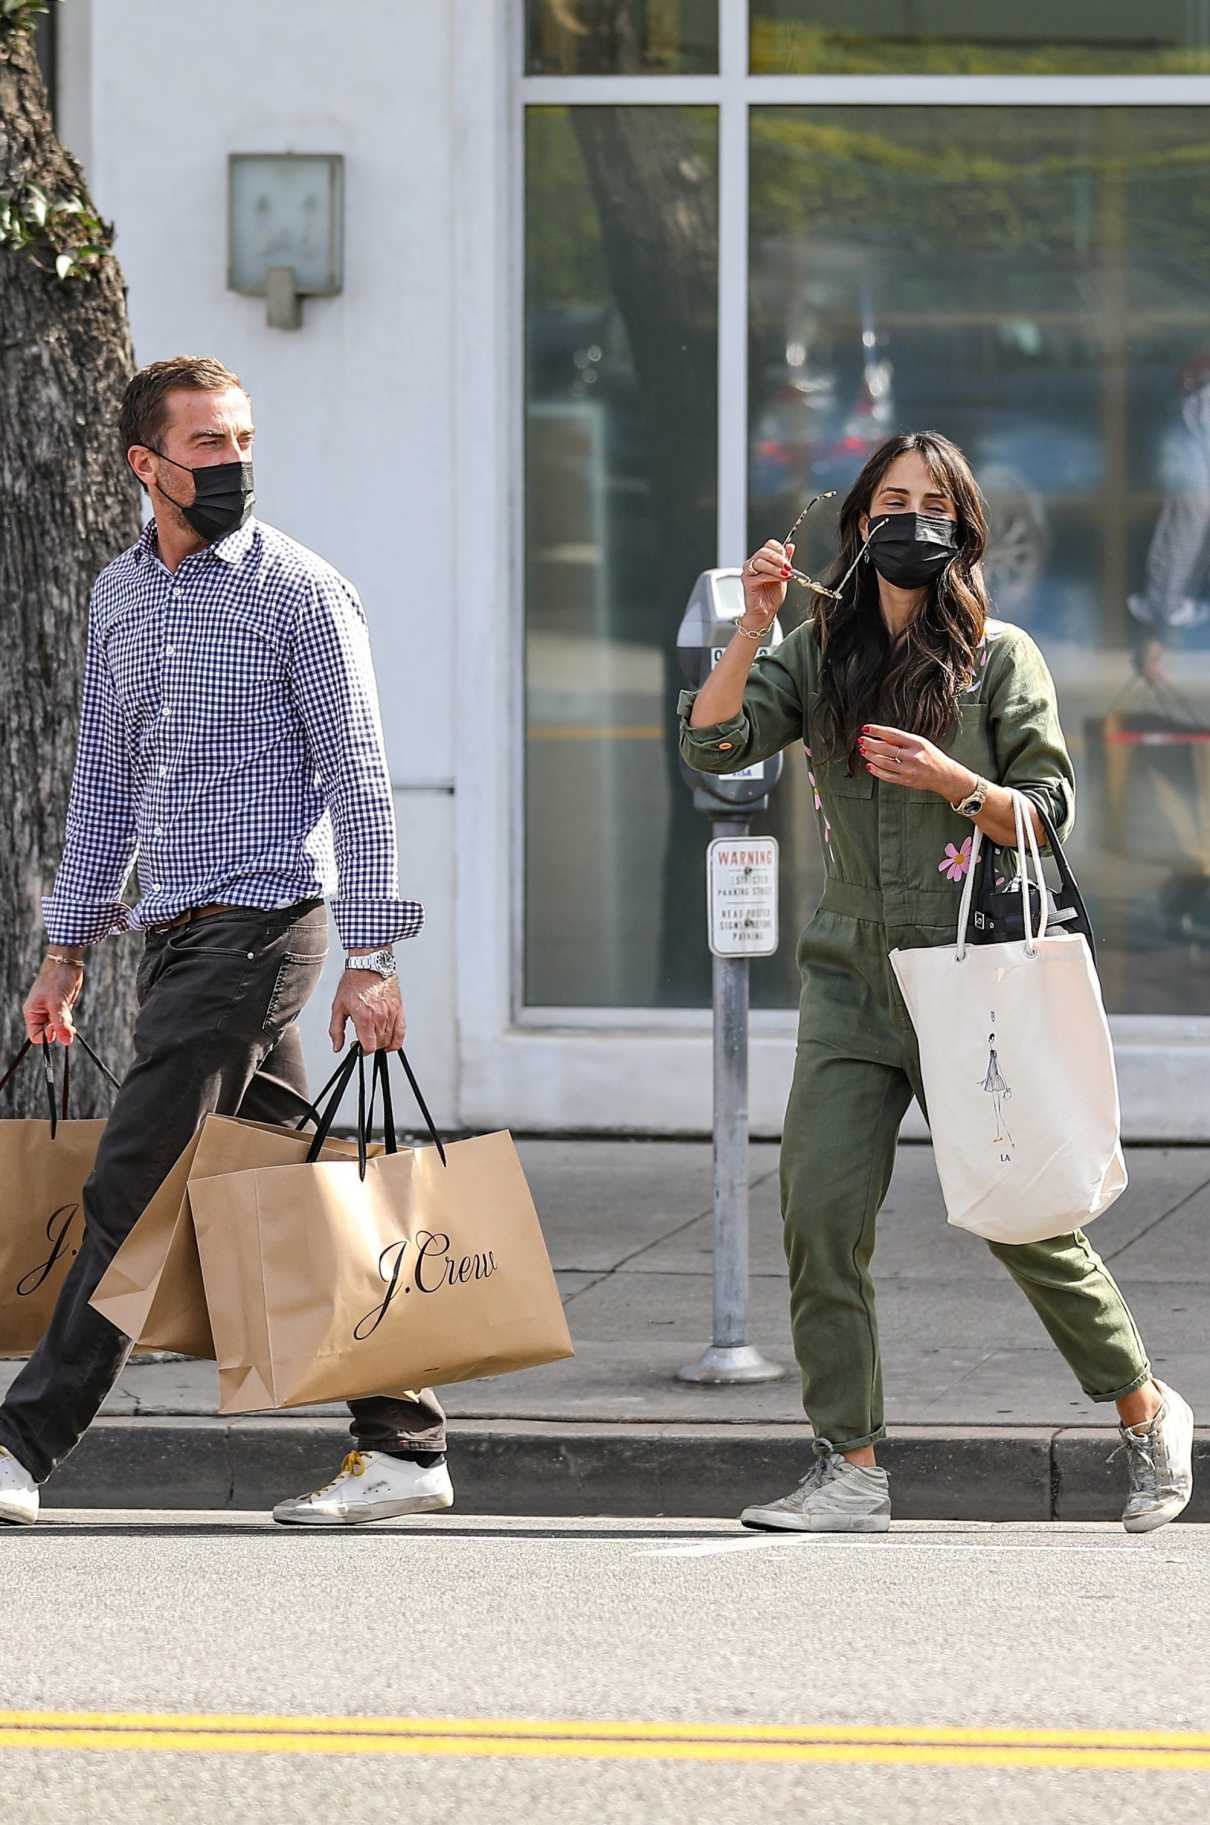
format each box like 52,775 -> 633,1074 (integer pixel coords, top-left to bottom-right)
679,814 -> 784,1384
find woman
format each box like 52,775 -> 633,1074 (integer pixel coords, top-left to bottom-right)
680,431 -> 1193,1535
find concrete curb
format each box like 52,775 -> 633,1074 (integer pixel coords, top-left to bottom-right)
38,1419 -> 1210,1521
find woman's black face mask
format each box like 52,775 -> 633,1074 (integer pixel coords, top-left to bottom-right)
866,512 -> 958,589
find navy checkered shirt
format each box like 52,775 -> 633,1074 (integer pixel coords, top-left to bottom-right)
42,517 -> 424,953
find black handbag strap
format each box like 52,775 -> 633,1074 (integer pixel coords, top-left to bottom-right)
0,1032 -> 122,1139
1027,798 -> 1088,921
973,793 -> 1097,967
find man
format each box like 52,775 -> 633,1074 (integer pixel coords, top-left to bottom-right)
3,355 -> 451,1527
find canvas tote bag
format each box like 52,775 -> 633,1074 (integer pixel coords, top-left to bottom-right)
890,792 -> 1127,1245
90,1050 -> 375,1356
0,1033 -> 121,1353
184,1046 -> 574,1415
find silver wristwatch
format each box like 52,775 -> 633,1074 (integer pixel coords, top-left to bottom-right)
343,947 -> 397,979
951,775 -> 990,820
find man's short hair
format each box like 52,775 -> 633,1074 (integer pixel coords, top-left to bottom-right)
119,356 -> 246,473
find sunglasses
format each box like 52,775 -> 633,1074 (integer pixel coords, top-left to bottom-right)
780,492 -> 887,600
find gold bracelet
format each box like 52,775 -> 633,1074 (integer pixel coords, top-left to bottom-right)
45,952 -> 85,971
735,617 -> 776,642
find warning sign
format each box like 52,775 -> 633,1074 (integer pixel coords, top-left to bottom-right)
707,836 -> 779,958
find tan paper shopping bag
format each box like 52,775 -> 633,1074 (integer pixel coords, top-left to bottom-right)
0,1036 -> 117,1353
187,1125 -> 574,1415
90,1115 -> 369,1356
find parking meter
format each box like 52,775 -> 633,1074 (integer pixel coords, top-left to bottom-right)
677,568 -> 784,812
676,567 -> 786,1388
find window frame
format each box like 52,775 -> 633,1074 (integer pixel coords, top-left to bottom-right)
496,0 -> 1210,1134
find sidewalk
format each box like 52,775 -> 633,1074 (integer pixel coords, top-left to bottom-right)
14,1139 -> 1210,1520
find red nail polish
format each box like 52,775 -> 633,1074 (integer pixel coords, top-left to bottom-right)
781,567 -> 791,578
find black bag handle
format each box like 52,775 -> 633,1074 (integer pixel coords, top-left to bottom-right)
301,1044 -> 367,1177
294,1048 -> 361,1135
302,1043 -> 447,1181
371,1046 -> 447,1168
0,1032 -> 122,1140
972,794 -> 1097,969
1030,799 -> 1092,929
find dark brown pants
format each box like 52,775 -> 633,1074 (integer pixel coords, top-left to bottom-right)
0,899 -> 446,1483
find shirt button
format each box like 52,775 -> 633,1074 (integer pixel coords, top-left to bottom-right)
154,825 -> 164,836
164,645 -> 176,657
159,765 -> 169,777
162,708 -> 171,719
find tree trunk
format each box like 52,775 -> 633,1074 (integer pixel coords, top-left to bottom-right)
0,24 -> 141,1115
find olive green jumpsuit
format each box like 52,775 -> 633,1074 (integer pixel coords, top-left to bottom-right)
679,618 -> 1151,1450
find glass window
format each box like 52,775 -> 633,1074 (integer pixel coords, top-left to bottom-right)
750,3 -> 1210,75
526,1 -> 719,76
526,106 -> 746,1009
749,106 -> 1210,1017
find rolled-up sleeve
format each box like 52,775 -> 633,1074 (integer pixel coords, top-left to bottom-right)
986,629 -> 1076,844
677,636 -> 806,776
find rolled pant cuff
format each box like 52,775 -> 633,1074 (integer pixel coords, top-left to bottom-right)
816,1424 -> 887,1452
1085,1367 -> 1153,1405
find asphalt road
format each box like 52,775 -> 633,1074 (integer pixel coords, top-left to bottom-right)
1,1513 -> 1208,1825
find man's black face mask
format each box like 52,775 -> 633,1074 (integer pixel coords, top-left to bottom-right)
150,448 -> 255,543
866,512 -> 959,589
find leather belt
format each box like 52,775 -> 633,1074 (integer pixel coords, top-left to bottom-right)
146,902 -> 247,937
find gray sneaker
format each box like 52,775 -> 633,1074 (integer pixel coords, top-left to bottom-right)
741,1438 -> 891,1534
1115,1379 -> 1195,1534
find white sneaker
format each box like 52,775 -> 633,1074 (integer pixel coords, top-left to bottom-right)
272,1451 -> 454,1526
0,1447 -> 39,1527
1117,1379 -> 1195,1534
741,1438 -> 891,1534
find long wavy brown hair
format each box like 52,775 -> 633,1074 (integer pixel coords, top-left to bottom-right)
813,431 -> 991,771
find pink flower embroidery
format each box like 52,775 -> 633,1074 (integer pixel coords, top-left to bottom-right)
808,768 -> 821,811
939,836 -> 973,883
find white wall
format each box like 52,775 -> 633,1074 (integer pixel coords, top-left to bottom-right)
61,0 -> 466,1119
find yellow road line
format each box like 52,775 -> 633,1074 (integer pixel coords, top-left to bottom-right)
0,1711 -> 1209,1769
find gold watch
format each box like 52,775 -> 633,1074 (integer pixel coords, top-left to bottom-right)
951,775 -> 990,820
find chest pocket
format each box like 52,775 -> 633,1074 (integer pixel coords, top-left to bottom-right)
818,755 -> 874,800
202,609 -> 285,727
905,701 -> 994,802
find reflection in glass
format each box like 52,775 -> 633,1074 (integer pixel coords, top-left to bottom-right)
526,0 -> 719,75
526,106 -> 728,1008
750,2 -> 1210,75
748,106 -> 1210,1015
